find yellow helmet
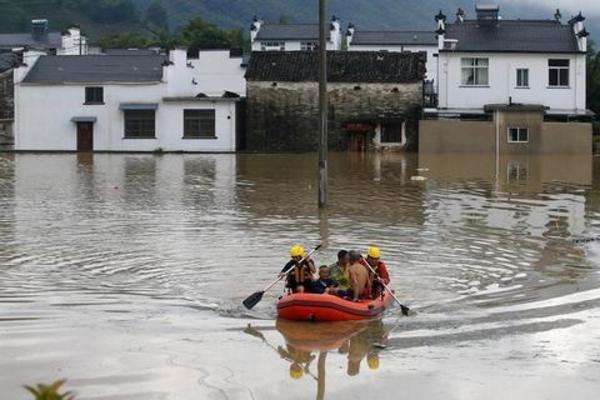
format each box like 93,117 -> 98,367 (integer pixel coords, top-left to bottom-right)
289,363 -> 304,380
367,353 -> 380,370
367,246 -> 381,259
289,245 -> 305,258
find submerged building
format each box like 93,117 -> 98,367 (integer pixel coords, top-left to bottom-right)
421,5 -> 593,154
245,50 -> 426,151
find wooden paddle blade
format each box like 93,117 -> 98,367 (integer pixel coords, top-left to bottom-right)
243,291 -> 264,310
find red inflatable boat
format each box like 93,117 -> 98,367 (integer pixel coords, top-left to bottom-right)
277,292 -> 394,321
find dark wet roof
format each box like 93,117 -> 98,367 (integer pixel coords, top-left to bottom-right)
255,24 -> 329,41
104,48 -> 161,56
0,32 -> 62,50
443,20 -> 582,53
245,51 -> 425,83
352,31 -> 437,46
23,55 -> 165,84
0,53 -> 19,73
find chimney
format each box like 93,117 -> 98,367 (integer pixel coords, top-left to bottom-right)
250,16 -> 262,43
456,8 -> 465,24
435,10 -> 447,50
475,4 -> 500,26
31,19 -> 49,40
346,23 -> 355,47
569,12 -> 587,52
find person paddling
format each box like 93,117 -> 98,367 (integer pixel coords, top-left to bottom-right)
365,246 -> 390,298
279,245 -> 316,293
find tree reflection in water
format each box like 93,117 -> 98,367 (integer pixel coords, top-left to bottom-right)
244,319 -> 390,400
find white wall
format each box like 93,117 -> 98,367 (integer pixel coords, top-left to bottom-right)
57,28 -> 88,56
252,39 -> 339,51
189,50 -> 246,96
14,84 -> 237,152
438,52 -> 586,111
348,43 -> 438,83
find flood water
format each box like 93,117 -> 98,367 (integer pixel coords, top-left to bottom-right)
1,152 -> 600,399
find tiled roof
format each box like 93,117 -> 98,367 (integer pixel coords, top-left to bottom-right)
0,32 -> 62,50
0,53 -> 19,73
245,51 -> 425,83
255,24 -> 330,41
443,20 -> 581,53
352,31 -> 437,46
23,55 -> 166,84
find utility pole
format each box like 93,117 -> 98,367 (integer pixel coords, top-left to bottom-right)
318,0 -> 328,209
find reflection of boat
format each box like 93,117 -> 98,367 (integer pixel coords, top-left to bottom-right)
277,292 -> 393,321
276,319 -> 367,352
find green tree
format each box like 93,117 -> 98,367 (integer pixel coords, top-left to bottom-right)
178,17 -> 245,50
97,32 -> 150,49
587,41 -> 600,114
145,0 -> 169,31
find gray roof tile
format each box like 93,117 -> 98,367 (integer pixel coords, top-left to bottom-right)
352,31 -> 437,46
255,24 -> 329,41
23,55 -> 166,84
443,20 -> 581,53
0,32 -> 62,50
0,53 -> 19,73
245,51 -> 425,83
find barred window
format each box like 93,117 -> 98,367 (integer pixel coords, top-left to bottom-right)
183,109 -> 216,138
124,110 -> 155,138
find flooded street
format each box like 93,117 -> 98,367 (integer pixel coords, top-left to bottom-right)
1,152 -> 600,399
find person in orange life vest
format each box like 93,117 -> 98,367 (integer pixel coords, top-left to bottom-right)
365,246 -> 390,298
279,245 -> 316,293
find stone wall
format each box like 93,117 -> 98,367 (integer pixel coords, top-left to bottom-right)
0,69 -> 14,150
246,81 -> 423,151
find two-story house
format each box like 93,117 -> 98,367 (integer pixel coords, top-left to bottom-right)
13,49 -> 246,152
250,16 -> 343,51
420,5 -> 592,155
346,26 -> 438,83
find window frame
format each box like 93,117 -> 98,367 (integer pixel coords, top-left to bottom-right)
183,109 -> 216,139
460,57 -> 489,87
301,41 -> 317,51
123,109 -> 156,139
516,68 -> 529,88
260,41 -> 285,51
84,87 -> 104,105
548,59 -> 570,88
507,127 -> 529,144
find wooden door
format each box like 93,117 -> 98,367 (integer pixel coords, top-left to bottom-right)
77,122 -> 93,152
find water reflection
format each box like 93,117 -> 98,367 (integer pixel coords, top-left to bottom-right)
245,320 -> 389,400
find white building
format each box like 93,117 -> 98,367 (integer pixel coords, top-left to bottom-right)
434,5 -> 590,119
13,49 -> 246,152
346,27 -> 438,83
0,19 -> 88,55
250,16 -> 343,51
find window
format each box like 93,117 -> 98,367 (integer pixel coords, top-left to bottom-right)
549,59 -> 569,87
461,58 -> 489,86
507,127 -> 529,143
381,123 -> 403,143
516,68 -> 529,88
85,87 -> 103,104
261,41 -> 285,51
183,109 -> 215,138
301,41 -> 317,51
124,110 -> 155,138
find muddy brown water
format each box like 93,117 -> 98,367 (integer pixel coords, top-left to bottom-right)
1,152 -> 600,399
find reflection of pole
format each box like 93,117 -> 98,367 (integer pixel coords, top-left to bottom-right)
318,209 -> 329,249
318,0 -> 328,209
316,351 -> 327,400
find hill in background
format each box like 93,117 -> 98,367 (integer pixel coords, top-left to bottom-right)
0,0 -> 596,42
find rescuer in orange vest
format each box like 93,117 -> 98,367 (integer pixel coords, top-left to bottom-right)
279,245 -> 316,293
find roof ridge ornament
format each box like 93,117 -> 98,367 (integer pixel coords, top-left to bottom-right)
435,10 -> 447,22
554,9 -> 562,22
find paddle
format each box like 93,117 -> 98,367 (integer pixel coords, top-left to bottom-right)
242,244 -> 322,310
362,257 -> 411,317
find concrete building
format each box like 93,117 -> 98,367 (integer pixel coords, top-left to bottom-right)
346,28 -> 438,83
421,5 -> 592,155
0,19 -> 88,55
245,51 -> 425,151
250,16 -> 343,51
13,49 -> 245,152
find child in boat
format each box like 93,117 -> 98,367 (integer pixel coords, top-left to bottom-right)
309,265 -> 339,294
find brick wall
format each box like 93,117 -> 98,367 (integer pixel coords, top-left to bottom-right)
246,81 -> 423,151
